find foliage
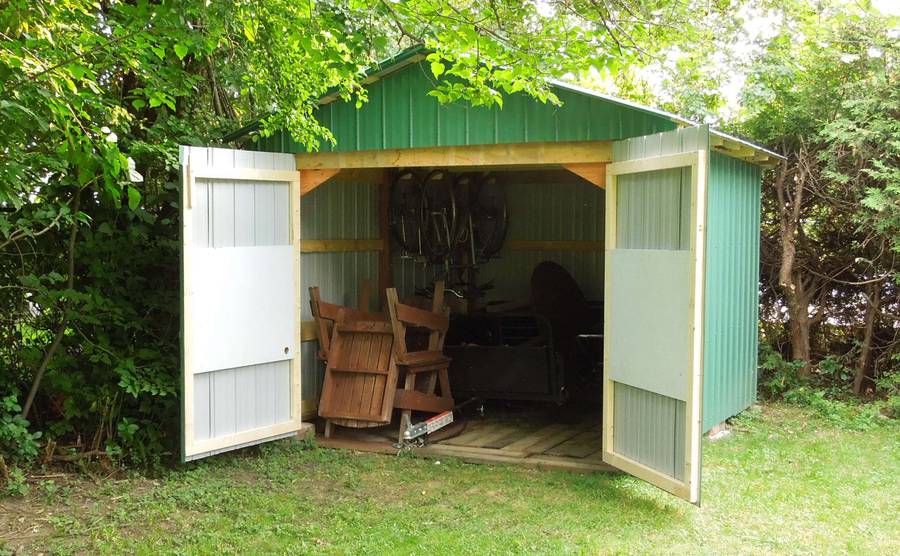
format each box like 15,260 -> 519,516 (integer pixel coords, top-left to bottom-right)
739,2 -> 900,394
0,393 -> 40,464
759,342 -> 894,429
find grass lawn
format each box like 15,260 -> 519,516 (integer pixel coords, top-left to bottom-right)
1,403 -> 898,555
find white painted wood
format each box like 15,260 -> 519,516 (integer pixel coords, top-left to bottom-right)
189,246 -> 296,373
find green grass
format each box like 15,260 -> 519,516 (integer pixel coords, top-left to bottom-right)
2,403 -> 898,555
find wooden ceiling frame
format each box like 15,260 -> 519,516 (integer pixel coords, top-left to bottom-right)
295,141 -> 614,196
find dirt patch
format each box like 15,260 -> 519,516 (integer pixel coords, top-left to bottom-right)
0,473 -> 156,554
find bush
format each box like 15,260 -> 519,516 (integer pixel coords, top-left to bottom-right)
0,393 -> 41,464
758,342 -> 895,430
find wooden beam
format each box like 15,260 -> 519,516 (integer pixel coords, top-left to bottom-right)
378,170 -> 392,307
300,320 -> 317,342
504,240 -> 604,252
563,163 -> 607,188
393,389 -> 454,413
299,168 -> 340,196
299,239 -> 383,253
295,141 -> 613,169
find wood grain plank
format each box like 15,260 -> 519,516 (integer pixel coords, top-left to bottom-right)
501,423 -> 570,453
545,430 -> 602,458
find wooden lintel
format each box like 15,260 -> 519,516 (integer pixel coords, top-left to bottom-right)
300,239 -> 384,253
505,240 -> 604,252
299,168 -> 340,196
563,163 -> 607,188
295,141 -> 613,170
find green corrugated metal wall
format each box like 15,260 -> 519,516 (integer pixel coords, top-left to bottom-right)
703,153 -> 761,431
257,62 -> 677,153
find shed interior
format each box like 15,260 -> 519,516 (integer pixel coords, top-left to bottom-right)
303,164 -> 622,471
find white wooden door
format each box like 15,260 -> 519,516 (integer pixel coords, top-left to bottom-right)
602,127 -> 708,504
180,146 -> 302,461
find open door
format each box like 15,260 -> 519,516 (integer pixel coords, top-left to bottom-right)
180,146 -> 302,461
602,127 -> 708,504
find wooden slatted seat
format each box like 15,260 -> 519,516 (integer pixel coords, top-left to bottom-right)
386,281 -> 454,442
317,309 -> 398,437
310,284 -> 393,437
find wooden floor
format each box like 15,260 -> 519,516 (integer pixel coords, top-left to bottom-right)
316,410 -> 617,473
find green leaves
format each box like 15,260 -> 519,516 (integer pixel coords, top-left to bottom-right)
126,186 -> 141,211
174,43 -> 189,60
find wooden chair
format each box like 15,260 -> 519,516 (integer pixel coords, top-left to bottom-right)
386,281 -> 454,442
309,282 -> 384,363
317,308 -> 398,438
310,284 -> 391,437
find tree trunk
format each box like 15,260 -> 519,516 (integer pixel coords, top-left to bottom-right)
854,287 -> 880,394
20,187 -> 82,420
774,152 -> 814,377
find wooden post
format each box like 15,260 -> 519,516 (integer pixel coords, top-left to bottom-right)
378,170 -> 392,309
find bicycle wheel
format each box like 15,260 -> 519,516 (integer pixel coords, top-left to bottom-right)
389,170 -> 424,255
472,175 -> 508,263
419,169 -> 456,263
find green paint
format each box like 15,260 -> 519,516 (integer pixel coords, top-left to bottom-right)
703,153 -> 762,431
257,60 -> 678,153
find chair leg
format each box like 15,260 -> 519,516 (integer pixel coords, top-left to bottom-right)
398,371 -> 417,443
324,419 -> 333,439
398,410 -> 411,444
438,367 -> 452,399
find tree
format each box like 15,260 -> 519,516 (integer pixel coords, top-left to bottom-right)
739,3 -> 899,390
1,0 -> 725,463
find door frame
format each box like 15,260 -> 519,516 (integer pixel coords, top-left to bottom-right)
602,149 -> 708,503
181,158 -> 303,460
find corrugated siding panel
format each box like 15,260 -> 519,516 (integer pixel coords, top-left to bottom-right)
298,180 -> 380,407
260,62 -> 677,154
616,168 -> 690,250
703,153 -> 761,430
392,176 -> 605,302
613,383 -> 686,481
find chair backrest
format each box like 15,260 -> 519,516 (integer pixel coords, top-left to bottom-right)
385,281 -> 449,363
309,286 -> 386,362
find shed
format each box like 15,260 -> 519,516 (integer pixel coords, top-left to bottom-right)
179,47 -> 780,504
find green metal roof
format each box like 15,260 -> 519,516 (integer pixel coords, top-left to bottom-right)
229,45 -> 782,165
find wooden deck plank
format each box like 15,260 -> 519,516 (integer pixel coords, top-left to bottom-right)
545,430 -> 602,458
501,423 -> 570,453
439,421 -> 497,446
483,425 -> 541,450
521,426 -> 585,455
456,424 -> 523,448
